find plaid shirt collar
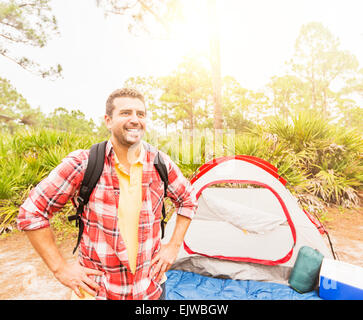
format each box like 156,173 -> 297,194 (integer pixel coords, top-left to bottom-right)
109,140 -> 145,168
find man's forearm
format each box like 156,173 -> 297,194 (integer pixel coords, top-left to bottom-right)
151,214 -> 191,281
25,227 -> 67,274
25,227 -> 103,298
169,214 -> 191,248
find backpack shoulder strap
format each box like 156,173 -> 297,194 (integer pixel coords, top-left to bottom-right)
79,140 -> 108,204
68,140 -> 107,254
154,152 -> 168,195
153,152 -> 169,239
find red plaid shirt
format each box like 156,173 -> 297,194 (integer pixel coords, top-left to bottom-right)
17,140 -> 197,300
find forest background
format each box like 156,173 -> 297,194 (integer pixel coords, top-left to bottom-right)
0,0 -> 362,237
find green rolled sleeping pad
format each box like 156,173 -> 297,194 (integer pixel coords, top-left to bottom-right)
288,246 -> 324,293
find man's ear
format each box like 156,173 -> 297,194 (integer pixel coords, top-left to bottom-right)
104,114 -> 112,130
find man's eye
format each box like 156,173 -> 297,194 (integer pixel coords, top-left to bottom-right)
137,112 -> 145,118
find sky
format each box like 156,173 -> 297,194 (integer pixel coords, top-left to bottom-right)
1,0 -> 363,126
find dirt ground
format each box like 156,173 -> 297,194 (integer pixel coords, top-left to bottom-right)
321,206 -> 363,267
0,207 -> 362,300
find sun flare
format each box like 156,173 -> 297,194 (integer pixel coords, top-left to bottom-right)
167,0 -> 214,56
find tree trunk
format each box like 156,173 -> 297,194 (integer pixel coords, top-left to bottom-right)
207,0 -> 223,130
164,104 -> 168,135
310,57 -> 316,110
189,101 -> 194,130
322,86 -> 327,118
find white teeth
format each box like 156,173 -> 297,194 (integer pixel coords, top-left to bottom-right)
126,129 -> 139,132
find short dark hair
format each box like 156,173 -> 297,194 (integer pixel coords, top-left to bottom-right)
106,88 -> 145,117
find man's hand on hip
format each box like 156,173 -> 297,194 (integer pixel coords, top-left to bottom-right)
150,243 -> 180,282
151,215 -> 192,282
54,261 -> 104,298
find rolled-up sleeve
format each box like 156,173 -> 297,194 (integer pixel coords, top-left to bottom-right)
160,152 -> 198,220
17,150 -> 88,231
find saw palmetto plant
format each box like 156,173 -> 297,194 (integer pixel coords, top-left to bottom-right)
0,117 -> 361,232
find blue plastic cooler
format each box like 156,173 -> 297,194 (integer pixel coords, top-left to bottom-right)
319,258 -> 363,300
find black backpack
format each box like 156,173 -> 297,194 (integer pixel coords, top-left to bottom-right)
68,141 -> 169,254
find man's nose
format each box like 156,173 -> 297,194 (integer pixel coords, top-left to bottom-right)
129,111 -> 139,123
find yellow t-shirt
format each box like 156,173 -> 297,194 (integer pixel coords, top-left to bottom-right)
114,146 -> 167,284
114,146 -> 144,275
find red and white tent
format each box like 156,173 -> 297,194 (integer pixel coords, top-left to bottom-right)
163,155 -> 334,284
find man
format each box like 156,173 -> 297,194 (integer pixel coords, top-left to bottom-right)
17,88 -> 198,300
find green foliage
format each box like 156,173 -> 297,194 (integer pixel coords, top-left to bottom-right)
337,104 -> 363,134
96,0 -> 184,38
267,75 -> 309,118
155,132 -> 203,178
43,107 -> 96,134
288,21 -> 360,117
0,77 -> 30,113
49,202 -> 79,243
158,55 -> 213,130
232,132 -> 307,188
256,110 -> 363,209
0,127 -> 100,195
0,127 -> 104,233
0,77 -> 44,132
1,78 -> 97,134
0,0 -> 62,78
0,120 -> 362,233
222,76 -> 265,131
265,111 -> 331,153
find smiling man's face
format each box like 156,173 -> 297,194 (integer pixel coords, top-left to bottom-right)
105,96 -> 146,148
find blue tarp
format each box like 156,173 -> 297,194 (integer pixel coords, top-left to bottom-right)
165,270 -> 321,300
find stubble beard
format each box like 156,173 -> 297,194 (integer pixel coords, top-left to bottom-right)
113,127 -> 144,149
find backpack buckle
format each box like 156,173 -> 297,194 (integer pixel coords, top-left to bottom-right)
77,196 -> 85,207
